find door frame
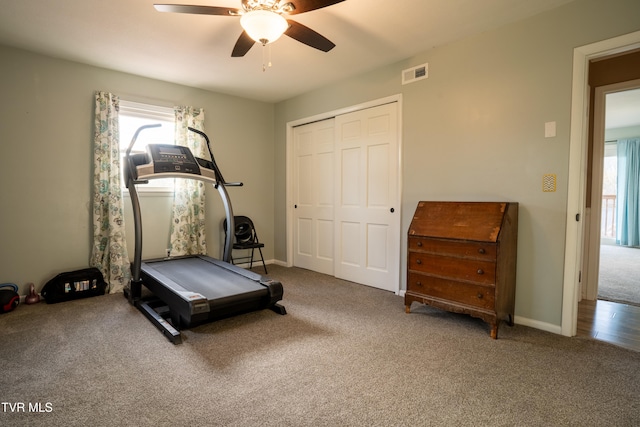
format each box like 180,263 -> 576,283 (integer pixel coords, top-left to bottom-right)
583,79 -> 640,301
562,31 -> 640,337
285,94 -> 403,289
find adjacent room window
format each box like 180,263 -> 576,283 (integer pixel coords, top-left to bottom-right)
119,100 -> 175,192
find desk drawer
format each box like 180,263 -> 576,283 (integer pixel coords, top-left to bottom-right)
408,252 -> 496,285
407,272 -> 495,310
408,236 -> 497,260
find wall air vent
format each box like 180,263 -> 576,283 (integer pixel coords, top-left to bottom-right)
402,63 -> 428,85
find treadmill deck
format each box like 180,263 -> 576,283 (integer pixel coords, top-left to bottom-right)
139,255 -> 284,331
144,256 -> 267,300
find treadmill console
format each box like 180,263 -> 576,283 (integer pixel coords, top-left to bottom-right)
133,144 -> 217,182
146,144 -> 201,175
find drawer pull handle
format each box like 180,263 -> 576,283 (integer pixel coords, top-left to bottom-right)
478,248 -> 485,254
416,281 -> 422,286
416,259 -> 422,264
417,241 -> 423,247
477,293 -> 483,299
477,269 -> 484,275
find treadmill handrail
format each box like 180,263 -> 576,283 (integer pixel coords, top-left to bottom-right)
187,127 -> 227,184
135,170 -> 218,185
126,123 -> 161,158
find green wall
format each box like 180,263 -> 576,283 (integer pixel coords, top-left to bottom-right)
0,45 -> 275,294
273,0 -> 640,328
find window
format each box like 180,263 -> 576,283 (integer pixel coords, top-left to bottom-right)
119,100 -> 175,192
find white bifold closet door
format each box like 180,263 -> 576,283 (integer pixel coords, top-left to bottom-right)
333,103 -> 399,292
293,118 -> 336,275
293,102 -> 400,292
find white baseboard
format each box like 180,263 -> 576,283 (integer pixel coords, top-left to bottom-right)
513,316 -> 562,335
232,259 -> 282,270
19,294 -> 43,304
399,290 -> 562,335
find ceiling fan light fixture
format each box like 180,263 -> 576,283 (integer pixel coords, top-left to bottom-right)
240,10 -> 288,45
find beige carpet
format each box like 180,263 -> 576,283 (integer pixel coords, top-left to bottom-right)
1,265 -> 639,426
598,244 -> 640,306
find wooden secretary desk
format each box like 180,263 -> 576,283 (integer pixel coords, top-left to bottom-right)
405,201 -> 518,339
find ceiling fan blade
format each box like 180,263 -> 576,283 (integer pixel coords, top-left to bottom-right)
231,31 -> 256,57
285,20 -> 335,52
153,4 -> 239,16
285,0 -> 346,15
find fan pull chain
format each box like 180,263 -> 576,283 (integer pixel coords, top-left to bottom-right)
261,43 -> 273,72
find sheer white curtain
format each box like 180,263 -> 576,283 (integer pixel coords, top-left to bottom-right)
90,91 -> 131,293
169,106 -> 207,255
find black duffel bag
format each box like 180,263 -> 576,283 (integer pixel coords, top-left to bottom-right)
41,268 -> 107,304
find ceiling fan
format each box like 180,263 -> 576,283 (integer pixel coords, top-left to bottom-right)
154,0 -> 345,58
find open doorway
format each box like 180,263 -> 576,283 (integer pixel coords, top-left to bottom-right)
563,32 -> 640,341
596,87 -> 640,307
574,52 -> 640,351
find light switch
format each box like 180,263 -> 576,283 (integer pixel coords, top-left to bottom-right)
545,121 -> 556,138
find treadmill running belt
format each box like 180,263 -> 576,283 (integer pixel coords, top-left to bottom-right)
144,257 -> 266,300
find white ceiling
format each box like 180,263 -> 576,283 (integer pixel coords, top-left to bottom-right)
0,0 -> 577,103
606,88 -> 640,130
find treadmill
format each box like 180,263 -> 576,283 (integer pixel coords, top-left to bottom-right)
124,125 -> 286,344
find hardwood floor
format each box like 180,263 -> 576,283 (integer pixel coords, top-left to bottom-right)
577,299 -> 640,352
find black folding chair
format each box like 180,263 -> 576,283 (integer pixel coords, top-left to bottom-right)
223,215 -> 268,274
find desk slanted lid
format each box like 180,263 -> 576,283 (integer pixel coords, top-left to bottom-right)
409,201 -> 508,242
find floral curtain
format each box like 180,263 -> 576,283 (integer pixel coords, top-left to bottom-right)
90,91 -> 131,293
169,107 -> 207,255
